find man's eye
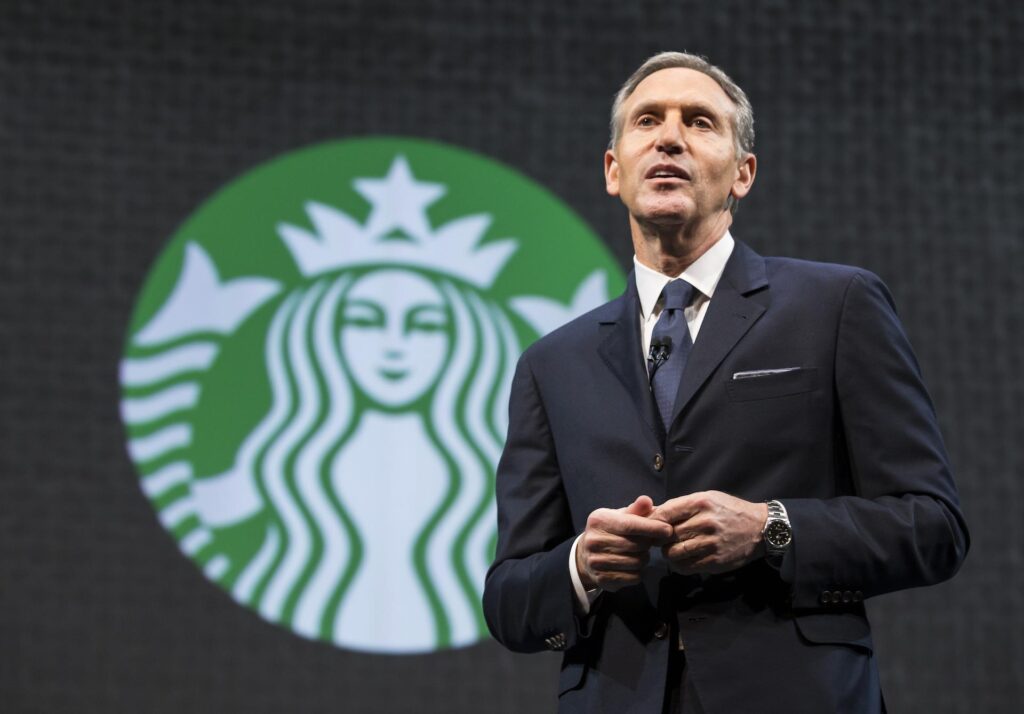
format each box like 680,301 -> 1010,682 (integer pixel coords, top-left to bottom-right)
637,116 -> 656,127
691,117 -> 712,129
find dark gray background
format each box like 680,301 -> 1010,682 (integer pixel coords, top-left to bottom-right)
3,0 -> 1021,712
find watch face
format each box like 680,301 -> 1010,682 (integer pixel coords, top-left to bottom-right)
765,520 -> 792,549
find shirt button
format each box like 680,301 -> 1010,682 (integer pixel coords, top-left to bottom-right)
653,622 -> 669,639
653,453 -> 664,471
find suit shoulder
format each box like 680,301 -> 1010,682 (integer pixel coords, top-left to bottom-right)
755,255 -> 900,323
762,256 -> 887,292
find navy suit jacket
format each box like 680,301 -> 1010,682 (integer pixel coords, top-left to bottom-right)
483,241 -> 968,713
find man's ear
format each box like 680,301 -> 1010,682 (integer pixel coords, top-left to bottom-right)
604,149 -> 620,197
731,152 -> 757,201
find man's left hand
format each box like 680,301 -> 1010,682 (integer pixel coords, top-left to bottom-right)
650,491 -> 769,575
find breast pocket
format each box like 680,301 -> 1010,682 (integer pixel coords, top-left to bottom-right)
725,368 -> 821,450
726,367 -> 818,401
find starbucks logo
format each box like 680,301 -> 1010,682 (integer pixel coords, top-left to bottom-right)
120,137 -> 623,653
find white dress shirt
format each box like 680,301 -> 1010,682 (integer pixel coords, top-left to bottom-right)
568,232 -> 736,613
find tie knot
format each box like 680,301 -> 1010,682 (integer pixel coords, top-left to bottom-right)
661,279 -> 696,311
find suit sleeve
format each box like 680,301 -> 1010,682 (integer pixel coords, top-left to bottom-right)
782,271 -> 970,609
482,351 -> 589,653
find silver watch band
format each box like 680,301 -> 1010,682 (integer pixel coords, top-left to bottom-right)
766,499 -> 788,521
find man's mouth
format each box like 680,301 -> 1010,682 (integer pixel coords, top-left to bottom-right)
645,164 -> 691,181
380,367 -> 409,381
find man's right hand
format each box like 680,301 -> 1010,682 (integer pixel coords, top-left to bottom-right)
575,495 -> 674,591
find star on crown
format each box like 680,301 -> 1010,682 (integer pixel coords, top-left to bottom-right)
276,156 -> 518,288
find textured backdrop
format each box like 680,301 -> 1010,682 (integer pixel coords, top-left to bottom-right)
3,0 -> 1022,712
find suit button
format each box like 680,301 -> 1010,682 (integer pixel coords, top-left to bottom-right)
853,590 -> 864,602
653,622 -> 669,639
544,633 -> 566,651
653,453 -> 664,471
820,591 -> 831,605
842,590 -> 852,603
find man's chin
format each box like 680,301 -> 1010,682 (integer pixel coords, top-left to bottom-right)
632,192 -> 694,220
636,205 -> 693,228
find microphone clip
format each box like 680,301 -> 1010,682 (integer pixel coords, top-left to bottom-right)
648,336 -> 673,375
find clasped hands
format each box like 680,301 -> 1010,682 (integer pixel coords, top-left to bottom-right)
575,492 -> 769,591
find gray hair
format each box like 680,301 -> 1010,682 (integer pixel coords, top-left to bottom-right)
608,51 -> 755,158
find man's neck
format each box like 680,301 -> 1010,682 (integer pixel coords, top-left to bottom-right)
631,211 -> 732,277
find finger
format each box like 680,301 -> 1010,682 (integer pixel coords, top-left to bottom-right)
585,532 -> 658,555
588,552 -> 650,572
673,515 -> 716,541
608,513 -> 674,540
662,535 -> 715,563
590,509 -> 673,541
650,492 -> 709,525
621,495 -> 655,517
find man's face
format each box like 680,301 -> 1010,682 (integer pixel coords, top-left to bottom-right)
605,67 -> 755,230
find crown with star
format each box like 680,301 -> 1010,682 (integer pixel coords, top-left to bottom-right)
276,155 -> 518,289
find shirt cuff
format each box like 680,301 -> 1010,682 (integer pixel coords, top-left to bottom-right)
569,534 -> 601,614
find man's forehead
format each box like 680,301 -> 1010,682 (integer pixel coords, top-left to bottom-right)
625,67 -> 734,115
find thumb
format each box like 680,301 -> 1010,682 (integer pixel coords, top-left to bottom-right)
623,495 -> 655,517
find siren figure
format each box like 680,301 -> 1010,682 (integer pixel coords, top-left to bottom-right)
228,263 -> 517,652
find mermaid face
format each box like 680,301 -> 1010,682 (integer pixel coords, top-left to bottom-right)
339,270 -> 452,408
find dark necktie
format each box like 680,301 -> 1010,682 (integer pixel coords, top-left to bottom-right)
648,279 -> 696,431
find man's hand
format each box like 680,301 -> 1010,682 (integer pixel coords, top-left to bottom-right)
576,495 -> 674,591
650,491 -> 768,575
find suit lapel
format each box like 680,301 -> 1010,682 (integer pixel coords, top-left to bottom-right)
669,241 -> 769,427
596,273 -> 664,442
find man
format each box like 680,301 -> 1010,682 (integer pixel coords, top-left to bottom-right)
482,52 -> 968,713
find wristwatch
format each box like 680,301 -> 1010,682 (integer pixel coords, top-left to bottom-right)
762,500 -> 792,561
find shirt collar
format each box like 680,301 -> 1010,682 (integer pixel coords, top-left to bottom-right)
633,231 -> 735,320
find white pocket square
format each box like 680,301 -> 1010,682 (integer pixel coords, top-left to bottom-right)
732,367 -> 802,380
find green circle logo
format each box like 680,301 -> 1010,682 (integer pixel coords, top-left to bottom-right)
120,137 -> 624,653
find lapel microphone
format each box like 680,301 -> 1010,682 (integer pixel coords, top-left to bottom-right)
648,336 -> 673,376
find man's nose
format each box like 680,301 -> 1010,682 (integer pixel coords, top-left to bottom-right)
655,120 -> 685,154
